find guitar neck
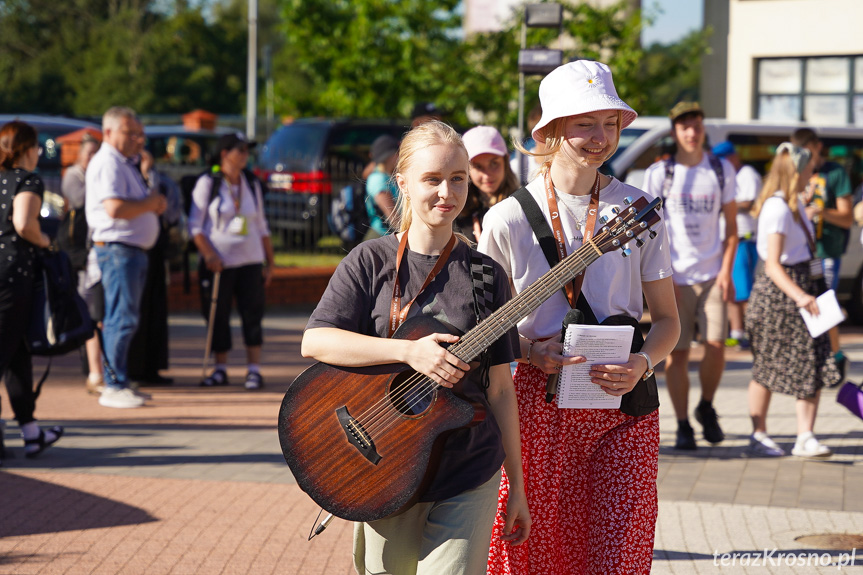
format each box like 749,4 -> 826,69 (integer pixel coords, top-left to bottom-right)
450,240 -> 602,363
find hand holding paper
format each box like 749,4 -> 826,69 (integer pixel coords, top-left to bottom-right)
799,289 -> 845,338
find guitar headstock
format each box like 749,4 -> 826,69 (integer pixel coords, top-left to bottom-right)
592,196 -> 663,257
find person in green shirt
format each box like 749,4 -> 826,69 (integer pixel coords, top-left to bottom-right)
792,127 -> 853,378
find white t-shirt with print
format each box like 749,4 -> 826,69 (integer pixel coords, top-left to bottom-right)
756,195 -> 813,265
478,176 -> 673,341
643,154 -> 736,285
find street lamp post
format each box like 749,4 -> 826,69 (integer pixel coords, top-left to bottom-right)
516,3 -> 563,172
246,0 -> 258,140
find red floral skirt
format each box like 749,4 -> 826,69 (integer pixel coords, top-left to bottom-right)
487,363 -> 659,575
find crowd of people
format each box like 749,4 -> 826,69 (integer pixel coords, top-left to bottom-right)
0,56 -> 858,573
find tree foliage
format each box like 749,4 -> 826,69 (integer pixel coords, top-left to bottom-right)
0,0 -> 708,125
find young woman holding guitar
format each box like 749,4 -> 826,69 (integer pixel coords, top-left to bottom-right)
479,61 -> 680,574
301,121 -> 530,574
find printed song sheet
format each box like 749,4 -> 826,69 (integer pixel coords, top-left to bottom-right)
557,324 -> 634,409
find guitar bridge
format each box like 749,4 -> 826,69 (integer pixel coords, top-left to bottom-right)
336,406 -> 382,465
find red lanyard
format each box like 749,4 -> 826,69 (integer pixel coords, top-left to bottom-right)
543,170 -> 601,307
389,232 -> 457,337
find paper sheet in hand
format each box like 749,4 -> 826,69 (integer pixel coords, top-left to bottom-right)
557,324 -> 634,409
799,289 -> 845,338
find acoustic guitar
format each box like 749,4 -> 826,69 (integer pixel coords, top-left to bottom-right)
278,195 -> 662,522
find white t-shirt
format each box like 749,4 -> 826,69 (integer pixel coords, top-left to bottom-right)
734,164 -> 762,238
756,195 -> 813,265
187,173 -> 270,268
85,143 -> 160,249
643,154 -> 737,285
478,176 -> 673,341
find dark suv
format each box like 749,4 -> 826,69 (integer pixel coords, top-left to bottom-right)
256,118 -> 408,249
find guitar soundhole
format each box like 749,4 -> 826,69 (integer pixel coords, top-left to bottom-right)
388,371 -> 435,417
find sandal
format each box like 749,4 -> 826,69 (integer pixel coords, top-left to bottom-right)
244,372 -> 264,390
24,425 -> 64,459
200,368 -> 229,387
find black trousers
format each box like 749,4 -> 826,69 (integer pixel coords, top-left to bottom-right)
0,281 -> 36,425
198,263 -> 265,354
128,241 -> 169,379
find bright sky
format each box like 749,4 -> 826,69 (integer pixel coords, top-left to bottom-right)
641,0 -> 704,46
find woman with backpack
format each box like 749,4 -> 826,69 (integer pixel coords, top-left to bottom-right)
188,133 -> 274,391
0,120 -> 64,462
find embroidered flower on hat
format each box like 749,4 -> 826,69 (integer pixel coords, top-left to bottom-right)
586,74 -> 603,89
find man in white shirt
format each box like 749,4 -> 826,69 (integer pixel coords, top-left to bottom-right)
86,107 -> 167,408
643,102 -> 738,450
712,141 -> 762,350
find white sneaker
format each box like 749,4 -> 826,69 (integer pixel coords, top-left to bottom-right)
749,433 -> 786,457
99,387 -> 146,409
791,432 -> 832,458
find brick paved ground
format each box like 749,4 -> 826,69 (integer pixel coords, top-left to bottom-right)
2,311 -> 862,574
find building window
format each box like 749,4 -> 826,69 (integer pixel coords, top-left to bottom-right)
756,55 -> 863,126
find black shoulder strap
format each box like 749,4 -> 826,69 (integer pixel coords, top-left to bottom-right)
241,168 -> 260,206
512,186 -> 599,322
707,153 -> 726,192
661,158 -> 675,199
512,187 -> 559,270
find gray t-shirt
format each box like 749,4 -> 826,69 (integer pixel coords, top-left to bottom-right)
306,235 -> 518,502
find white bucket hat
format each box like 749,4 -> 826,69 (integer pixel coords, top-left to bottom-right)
532,60 -> 637,142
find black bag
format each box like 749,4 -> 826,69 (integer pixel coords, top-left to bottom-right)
328,181 -> 371,244
27,249 -> 94,357
55,207 -> 89,271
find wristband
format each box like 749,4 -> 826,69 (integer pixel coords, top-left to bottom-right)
526,339 -> 537,365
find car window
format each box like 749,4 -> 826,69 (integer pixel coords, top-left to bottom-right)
327,125 -> 406,166
259,124 -> 329,172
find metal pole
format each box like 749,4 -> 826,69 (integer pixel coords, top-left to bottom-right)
202,272 -> 221,381
517,21 -> 527,143
246,0 -> 258,140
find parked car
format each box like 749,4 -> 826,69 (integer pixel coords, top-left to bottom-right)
605,117 -> 863,322
0,114 -> 102,222
256,118 -> 409,249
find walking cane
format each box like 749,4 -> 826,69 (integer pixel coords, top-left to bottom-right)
202,271 -> 221,380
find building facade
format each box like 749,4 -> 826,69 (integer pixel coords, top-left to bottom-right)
703,0 -> 863,126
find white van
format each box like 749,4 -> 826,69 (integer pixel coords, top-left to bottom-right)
605,117 -> 863,322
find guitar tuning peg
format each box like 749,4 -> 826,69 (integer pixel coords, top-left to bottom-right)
598,215 -> 608,226
610,206 -> 620,215
648,227 -> 657,239
625,230 -> 634,238
623,196 -> 633,205
621,248 -> 632,258
635,238 -> 645,248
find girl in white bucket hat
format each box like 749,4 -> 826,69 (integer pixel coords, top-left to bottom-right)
479,60 -> 680,574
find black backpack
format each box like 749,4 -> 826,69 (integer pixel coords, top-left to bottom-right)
27,249 -> 94,358
329,181 -> 371,245
56,206 -> 88,271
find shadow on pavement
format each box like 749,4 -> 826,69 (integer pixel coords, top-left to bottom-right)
0,471 -> 156,536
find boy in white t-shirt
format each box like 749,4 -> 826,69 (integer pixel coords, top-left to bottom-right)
643,102 -> 738,451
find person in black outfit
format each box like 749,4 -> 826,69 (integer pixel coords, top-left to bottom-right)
0,120 -> 63,462
127,147 -> 182,385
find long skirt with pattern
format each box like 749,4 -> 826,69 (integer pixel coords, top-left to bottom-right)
486,363 -> 659,575
745,262 -> 841,398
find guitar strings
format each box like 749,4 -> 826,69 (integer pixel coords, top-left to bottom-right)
358,239 -> 605,437
356,212 -> 646,437
357,230 -> 612,437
